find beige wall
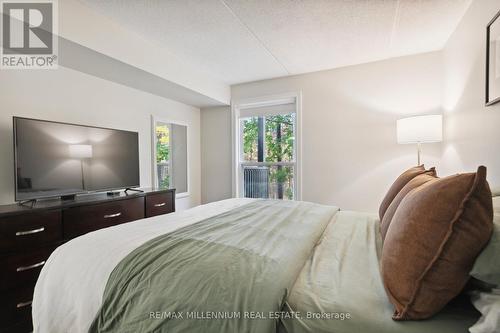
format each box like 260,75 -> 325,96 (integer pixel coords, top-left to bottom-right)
0,67 -> 201,210
200,106 -> 232,203
227,52 -> 443,212
441,0 -> 500,188
201,0 -> 500,211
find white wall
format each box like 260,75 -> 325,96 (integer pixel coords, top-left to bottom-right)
57,0 -> 230,105
200,106 -> 232,203
0,67 -> 201,210
202,0 -> 500,211
228,52 -> 443,212
441,0 -> 500,188
175,0 -> 500,211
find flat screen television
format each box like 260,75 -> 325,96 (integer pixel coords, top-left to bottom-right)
13,117 -> 140,201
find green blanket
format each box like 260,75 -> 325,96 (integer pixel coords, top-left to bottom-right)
89,200 -> 338,333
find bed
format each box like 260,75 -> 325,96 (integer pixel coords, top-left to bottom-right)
32,198 -> 480,333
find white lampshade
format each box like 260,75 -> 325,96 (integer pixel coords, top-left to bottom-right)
397,115 -> 442,144
69,144 -> 93,159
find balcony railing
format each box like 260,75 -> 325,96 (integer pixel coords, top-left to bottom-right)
244,167 -> 269,198
157,161 -> 170,188
243,165 -> 294,200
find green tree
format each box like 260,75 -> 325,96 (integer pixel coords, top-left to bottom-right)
265,114 -> 294,162
156,125 -> 170,188
156,125 -> 170,163
242,118 -> 258,161
265,115 -> 294,199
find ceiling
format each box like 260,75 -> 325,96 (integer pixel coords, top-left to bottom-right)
79,0 -> 472,85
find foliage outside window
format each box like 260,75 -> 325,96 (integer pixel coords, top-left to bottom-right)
155,124 -> 170,188
241,113 -> 295,200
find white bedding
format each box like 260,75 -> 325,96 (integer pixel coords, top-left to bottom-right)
33,198 -> 481,333
470,288 -> 500,333
279,210 -> 479,333
32,198 -> 255,333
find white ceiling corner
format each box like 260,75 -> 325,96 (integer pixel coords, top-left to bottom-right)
78,0 -> 472,85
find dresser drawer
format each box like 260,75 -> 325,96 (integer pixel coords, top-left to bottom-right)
0,210 -> 62,254
2,320 -> 32,333
63,197 -> 145,239
0,285 -> 34,328
0,246 -> 56,291
146,191 -> 175,218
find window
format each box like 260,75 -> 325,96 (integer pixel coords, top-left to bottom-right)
155,123 -> 171,188
234,95 -> 300,200
152,118 -> 188,197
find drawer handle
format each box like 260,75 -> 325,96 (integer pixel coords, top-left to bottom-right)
16,300 -> 32,308
17,261 -> 46,272
16,227 -> 45,236
104,212 -> 122,219
154,202 -> 166,207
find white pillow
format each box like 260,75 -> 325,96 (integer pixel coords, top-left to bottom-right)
469,288 -> 500,333
470,202 -> 500,286
494,196 -> 500,213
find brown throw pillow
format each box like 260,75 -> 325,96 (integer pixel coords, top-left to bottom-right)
382,166 -> 493,320
380,168 -> 437,241
379,165 -> 435,220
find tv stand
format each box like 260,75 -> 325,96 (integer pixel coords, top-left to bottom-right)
124,188 -> 144,194
18,199 -> 36,207
60,194 -> 76,201
0,188 -> 175,333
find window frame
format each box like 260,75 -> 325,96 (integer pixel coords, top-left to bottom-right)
231,92 -> 302,200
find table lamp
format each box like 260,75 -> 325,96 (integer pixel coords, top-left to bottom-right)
69,144 -> 93,190
397,115 -> 442,165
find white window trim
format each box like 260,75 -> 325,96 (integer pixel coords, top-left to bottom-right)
231,92 -> 303,200
151,115 -> 190,199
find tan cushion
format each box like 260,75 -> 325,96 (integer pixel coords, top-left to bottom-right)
380,168 -> 437,241
379,165 -> 434,220
382,166 -> 493,320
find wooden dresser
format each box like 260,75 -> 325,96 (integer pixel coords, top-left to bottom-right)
0,188 -> 175,333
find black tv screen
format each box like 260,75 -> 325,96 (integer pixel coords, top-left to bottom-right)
14,117 -> 140,201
